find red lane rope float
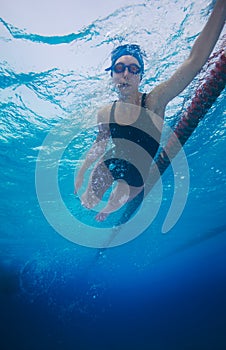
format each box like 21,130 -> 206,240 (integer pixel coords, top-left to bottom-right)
149,49 -> 226,184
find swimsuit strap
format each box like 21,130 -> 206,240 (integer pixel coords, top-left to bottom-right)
141,93 -> 147,108
110,101 -> 117,124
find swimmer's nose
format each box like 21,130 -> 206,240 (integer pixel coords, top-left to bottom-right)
123,67 -> 129,78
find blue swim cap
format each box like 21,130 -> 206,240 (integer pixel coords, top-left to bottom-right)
105,44 -> 144,77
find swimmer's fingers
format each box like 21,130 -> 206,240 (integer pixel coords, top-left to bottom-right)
95,212 -> 109,222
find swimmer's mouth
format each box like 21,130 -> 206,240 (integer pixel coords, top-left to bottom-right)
117,83 -> 130,88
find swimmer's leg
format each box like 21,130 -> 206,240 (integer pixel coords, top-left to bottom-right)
95,182 -> 143,222
95,180 -> 129,221
81,161 -> 114,209
117,188 -> 144,225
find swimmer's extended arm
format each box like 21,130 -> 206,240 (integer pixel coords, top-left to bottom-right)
74,111 -> 110,193
150,0 -> 226,107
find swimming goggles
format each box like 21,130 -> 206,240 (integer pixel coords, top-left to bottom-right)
112,62 -> 141,75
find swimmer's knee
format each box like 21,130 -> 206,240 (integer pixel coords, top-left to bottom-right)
81,192 -> 100,209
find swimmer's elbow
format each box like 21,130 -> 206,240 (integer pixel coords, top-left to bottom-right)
187,51 -> 208,74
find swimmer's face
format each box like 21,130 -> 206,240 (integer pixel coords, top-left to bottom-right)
112,55 -> 141,94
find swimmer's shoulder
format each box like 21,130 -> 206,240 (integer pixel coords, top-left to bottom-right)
145,87 -> 166,119
97,104 -> 113,124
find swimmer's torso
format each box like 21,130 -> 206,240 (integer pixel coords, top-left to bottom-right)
109,93 -> 161,161
97,93 -> 162,187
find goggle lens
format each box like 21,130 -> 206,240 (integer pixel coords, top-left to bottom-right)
113,63 -> 141,75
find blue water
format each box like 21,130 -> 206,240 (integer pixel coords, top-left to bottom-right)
1,1 -> 226,349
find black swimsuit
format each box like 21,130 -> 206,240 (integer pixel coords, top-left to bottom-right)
103,93 -> 160,187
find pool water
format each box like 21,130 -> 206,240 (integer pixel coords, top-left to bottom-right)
0,1 -> 226,349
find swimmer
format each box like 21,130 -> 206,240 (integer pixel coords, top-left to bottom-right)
75,0 -> 226,222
